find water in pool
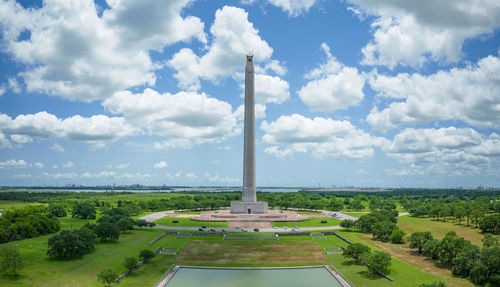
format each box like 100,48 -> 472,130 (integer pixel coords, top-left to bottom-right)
166,267 -> 343,287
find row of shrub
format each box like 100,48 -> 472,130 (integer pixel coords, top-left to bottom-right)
0,205 -> 60,243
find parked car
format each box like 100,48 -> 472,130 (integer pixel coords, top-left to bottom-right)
292,227 -> 299,232
221,228 -> 227,232
209,228 -> 215,232
241,228 -> 248,232
235,226 -> 241,229
272,226 -> 278,229
253,228 -> 260,232
198,228 -> 204,231
201,225 -> 207,229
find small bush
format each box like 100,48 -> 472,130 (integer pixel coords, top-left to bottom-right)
172,220 -> 179,223
321,220 -> 327,224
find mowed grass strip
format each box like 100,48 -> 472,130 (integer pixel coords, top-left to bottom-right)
398,215 -> 483,245
272,217 -> 341,227
154,217 -> 227,227
177,240 -> 327,266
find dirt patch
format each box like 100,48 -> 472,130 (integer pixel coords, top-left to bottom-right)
177,240 -> 327,265
360,234 -> 474,287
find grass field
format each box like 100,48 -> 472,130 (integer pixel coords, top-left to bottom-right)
178,239 -> 326,266
397,215 -> 483,245
0,228 -> 171,287
272,217 -> 341,227
0,201 -> 46,210
293,210 -> 323,215
154,217 -> 227,227
335,230 -> 474,287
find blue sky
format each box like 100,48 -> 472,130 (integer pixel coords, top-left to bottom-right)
0,0 -> 500,188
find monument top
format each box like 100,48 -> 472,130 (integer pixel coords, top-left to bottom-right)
246,53 -> 253,61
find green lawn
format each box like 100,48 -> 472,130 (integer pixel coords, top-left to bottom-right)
397,215 -> 483,245
154,217 -> 227,228
0,228 -> 171,287
173,210 -> 202,214
334,230 -> 474,287
0,201 -> 46,210
293,210 -> 323,215
272,217 -> 341,227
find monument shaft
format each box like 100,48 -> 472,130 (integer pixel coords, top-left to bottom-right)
242,54 -> 256,202
230,54 -> 267,214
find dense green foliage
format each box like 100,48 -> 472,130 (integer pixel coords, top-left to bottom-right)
139,249 -> 155,262
363,251 -> 391,274
1,245 -> 23,277
47,228 -> 96,259
0,205 -> 60,243
389,229 -> 406,244
479,214 -> 500,234
72,202 -> 96,219
409,232 -> 433,254
343,243 -> 371,263
97,269 -> 118,287
123,257 -> 138,272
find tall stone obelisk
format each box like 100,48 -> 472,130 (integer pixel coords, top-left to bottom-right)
230,54 -> 268,214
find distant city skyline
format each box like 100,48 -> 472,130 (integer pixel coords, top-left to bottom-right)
0,0 -> 499,188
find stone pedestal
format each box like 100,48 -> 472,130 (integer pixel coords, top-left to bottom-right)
230,201 -> 268,214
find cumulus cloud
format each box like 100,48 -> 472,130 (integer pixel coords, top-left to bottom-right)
383,127 -> 499,176
298,43 -> 365,112
0,159 -> 44,169
154,161 -> 168,169
168,6 -> 276,91
50,143 -> 65,153
115,163 -> 131,169
154,139 -> 193,150
0,132 -> 12,148
0,0 -> 205,102
267,0 -> 318,17
347,0 -> 500,68
367,53 -> 500,131
0,111 -> 140,147
234,104 -> 267,121
261,114 -> 388,159
204,172 -> 239,183
61,161 -> 74,169
103,88 -> 240,146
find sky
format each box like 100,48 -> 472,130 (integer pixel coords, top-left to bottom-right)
0,0 -> 500,188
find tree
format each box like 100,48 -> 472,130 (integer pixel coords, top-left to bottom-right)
48,204 -> 67,217
479,214 -> 500,234
469,263 -> 489,285
72,202 -> 96,219
123,257 -> 138,272
364,251 -> 391,274
423,239 -> 439,260
408,231 -> 433,254
482,233 -> 499,248
95,223 -> 120,241
451,244 -> 480,277
436,236 -> 471,266
73,227 -> 97,250
139,249 -> 156,263
1,245 -> 23,277
454,205 -> 465,224
390,229 -> 406,244
343,243 -> 370,264
97,269 -> 118,287
116,218 -> 134,232
372,221 -> 397,241
47,230 -> 88,259
340,219 -> 355,230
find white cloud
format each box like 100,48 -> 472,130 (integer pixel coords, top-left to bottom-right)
298,43 -> 365,112
50,143 -> 65,153
367,53 -> 500,131
10,134 -> 32,144
0,159 -> 44,169
249,74 -> 290,105
154,161 -> 168,169
168,6 -> 275,91
103,88 -> 239,145
61,161 -> 74,169
0,0 -> 205,102
33,162 -> 44,169
7,77 -> 21,93
154,138 -> 193,150
384,127 -> 499,176
0,159 -> 29,169
115,163 -> 130,169
0,111 -> 140,147
0,86 -> 5,96
347,0 -> 500,68
0,132 -> 12,148
261,114 -> 388,159
268,0 -> 318,17
234,104 -> 267,121
204,172 -> 239,183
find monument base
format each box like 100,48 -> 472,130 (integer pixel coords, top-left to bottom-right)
230,201 -> 268,214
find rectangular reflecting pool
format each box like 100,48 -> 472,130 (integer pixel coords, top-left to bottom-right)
164,266 -> 345,287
